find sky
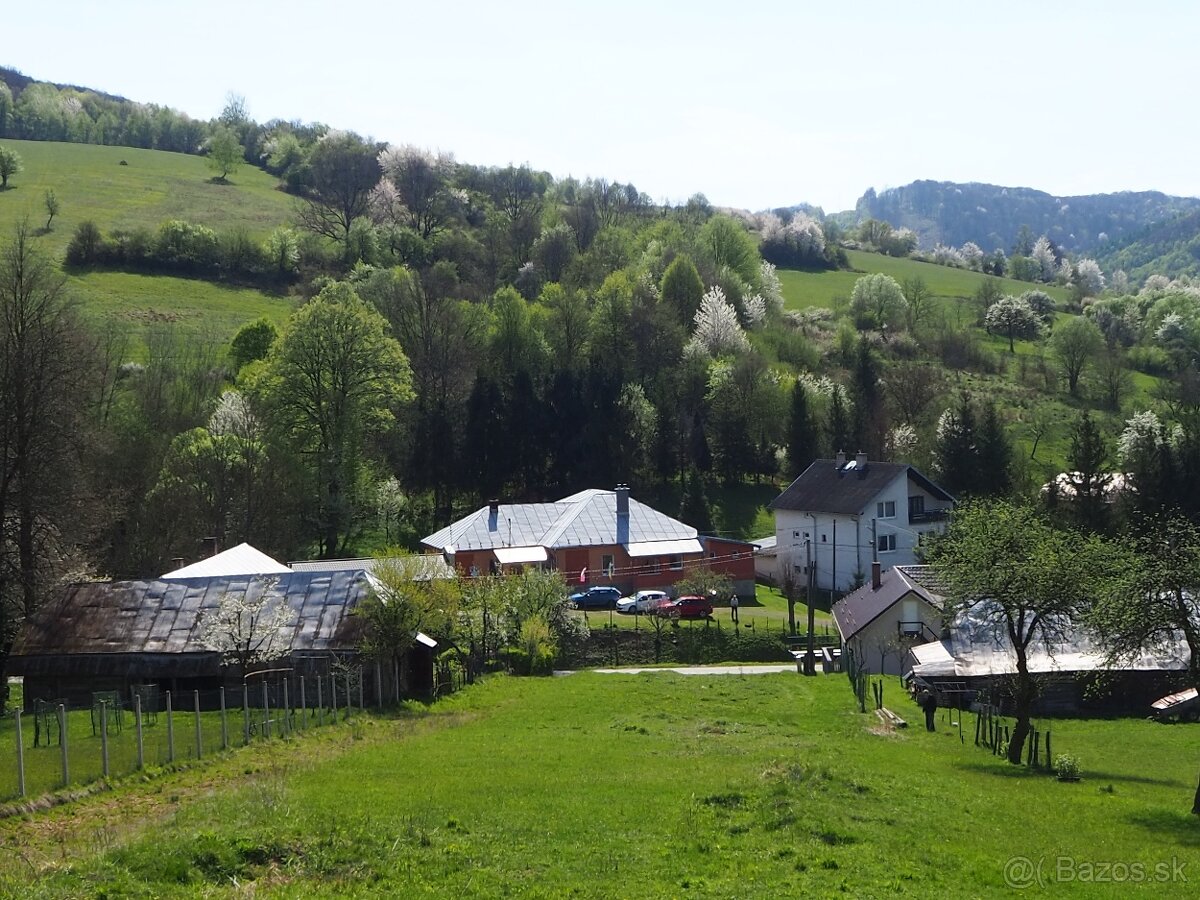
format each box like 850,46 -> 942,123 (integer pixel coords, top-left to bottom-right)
6,1 -> 1199,213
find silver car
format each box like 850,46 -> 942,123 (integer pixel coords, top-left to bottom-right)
616,590 -> 670,614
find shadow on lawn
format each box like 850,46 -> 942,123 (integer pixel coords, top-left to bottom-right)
1125,809 -> 1200,847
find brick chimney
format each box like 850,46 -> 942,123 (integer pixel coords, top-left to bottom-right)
871,561 -> 881,590
836,450 -> 846,468
856,451 -> 868,471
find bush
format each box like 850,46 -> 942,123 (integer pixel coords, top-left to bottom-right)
1126,345 -> 1174,377
1054,754 -> 1081,781
65,220 -> 105,265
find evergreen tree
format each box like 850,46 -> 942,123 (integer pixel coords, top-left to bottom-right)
786,379 -> 817,478
660,255 -> 704,325
933,392 -> 978,497
825,384 -> 852,459
851,336 -> 885,458
680,468 -> 715,535
1064,410 -> 1110,532
975,400 -> 1012,497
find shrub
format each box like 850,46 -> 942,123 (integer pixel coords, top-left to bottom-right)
65,220 -> 105,265
1054,754 -> 1081,781
1126,345 -> 1174,377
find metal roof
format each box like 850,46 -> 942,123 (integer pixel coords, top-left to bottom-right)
768,460 -> 953,515
163,543 -> 292,579
9,571 -> 368,664
289,555 -> 454,580
906,601 -> 1190,679
422,490 -> 696,553
494,546 -> 549,565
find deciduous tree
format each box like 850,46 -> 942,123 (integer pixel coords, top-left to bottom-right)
0,146 -> 21,189
1051,316 -> 1103,396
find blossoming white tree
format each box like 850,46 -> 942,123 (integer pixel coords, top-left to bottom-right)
1074,258 -> 1106,297
741,292 -> 767,328
199,579 -> 298,674
759,261 -> 784,316
685,286 -> 750,357
1031,236 -> 1057,282
985,295 -> 1043,351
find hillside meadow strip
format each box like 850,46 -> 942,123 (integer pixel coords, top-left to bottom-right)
2,673 -> 1197,897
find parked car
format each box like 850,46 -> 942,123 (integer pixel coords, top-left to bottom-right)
616,590 -> 670,615
568,586 -> 622,610
658,595 -> 714,620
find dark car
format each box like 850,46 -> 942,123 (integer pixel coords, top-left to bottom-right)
659,595 -> 714,620
568,586 -> 622,610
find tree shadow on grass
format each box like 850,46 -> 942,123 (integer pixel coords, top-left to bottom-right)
1084,770 -> 1190,789
1125,809 -> 1200,847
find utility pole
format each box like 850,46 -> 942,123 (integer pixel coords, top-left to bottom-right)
806,536 -> 816,676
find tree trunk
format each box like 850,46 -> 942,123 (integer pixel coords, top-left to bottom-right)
1193,772 -> 1200,816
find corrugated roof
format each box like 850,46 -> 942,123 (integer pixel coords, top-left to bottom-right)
769,460 -> 953,515
162,543 -> 292,578
422,490 -> 695,553
626,539 -> 703,558
289,556 -> 454,580
10,571 -> 368,661
907,602 -> 1190,678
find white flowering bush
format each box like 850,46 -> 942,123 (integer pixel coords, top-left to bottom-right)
759,261 -> 784,316
1074,259 -> 1105,297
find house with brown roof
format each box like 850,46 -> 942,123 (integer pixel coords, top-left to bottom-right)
421,484 -> 756,597
767,453 -> 954,593
833,564 -> 944,676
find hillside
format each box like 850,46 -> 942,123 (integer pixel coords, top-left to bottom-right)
1095,208 -> 1200,280
0,140 -> 298,344
854,180 -> 1200,255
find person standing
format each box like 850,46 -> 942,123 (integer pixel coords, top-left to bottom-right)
919,687 -> 937,732
729,593 -> 739,624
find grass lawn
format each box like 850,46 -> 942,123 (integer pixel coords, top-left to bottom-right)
4,673 -> 1197,897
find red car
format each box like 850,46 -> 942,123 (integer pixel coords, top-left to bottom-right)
659,595 -> 714,620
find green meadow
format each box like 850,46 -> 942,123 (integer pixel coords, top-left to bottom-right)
0,140 -> 299,346
3,673 -> 1196,897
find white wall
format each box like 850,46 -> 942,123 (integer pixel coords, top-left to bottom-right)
844,592 -> 941,676
774,471 -> 951,593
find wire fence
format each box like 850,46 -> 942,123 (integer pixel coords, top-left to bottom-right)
0,668 -> 370,804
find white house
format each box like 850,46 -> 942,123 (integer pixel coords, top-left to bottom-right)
768,453 -> 954,593
834,563 -> 944,676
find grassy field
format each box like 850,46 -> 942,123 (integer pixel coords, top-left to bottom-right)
0,140 -> 301,348
777,249 -> 1070,313
3,673 -> 1197,897
582,583 -> 835,634
0,139 -> 296,259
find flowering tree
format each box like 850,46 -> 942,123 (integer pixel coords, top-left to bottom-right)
849,273 -> 907,331
685,286 -> 750,357
199,579 -> 297,674
377,144 -> 458,238
759,261 -> 784,316
741,292 -> 767,327
1028,236 -> 1056,281
1075,258 -> 1105,297
984,295 -> 1043,351
960,242 -> 984,271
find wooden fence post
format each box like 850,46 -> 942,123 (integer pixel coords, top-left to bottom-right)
58,704 -> 69,787
317,677 -> 324,727
220,687 -> 228,751
282,679 -> 290,737
135,695 -> 144,771
344,671 -> 351,721
166,692 -> 174,763
242,685 -> 250,746
14,710 -> 25,797
193,691 -> 202,759
299,676 -> 307,729
100,701 -> 110,778
262,681 -> 270,739
358,667 -> 364,712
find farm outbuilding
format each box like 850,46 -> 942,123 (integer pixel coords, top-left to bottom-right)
904,602 -> 1190,715
8,570 -> 378,712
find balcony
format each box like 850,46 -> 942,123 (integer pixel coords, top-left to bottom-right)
909,508 -> 949,524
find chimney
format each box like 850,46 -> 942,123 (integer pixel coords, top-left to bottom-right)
871,561 -> 881,590
487,500 -> 499,531
835,450 -> 846,468
200,537 -> 218,557
615,484 -> 630,517
856,451 -> 868,472
171,557 -> 184,570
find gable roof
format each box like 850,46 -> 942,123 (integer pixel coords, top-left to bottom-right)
421,489 -> 696,554
162,543 -> 292,579
832,565 -> 943,641
10,571 -> 368,665
768,459 -> 953,515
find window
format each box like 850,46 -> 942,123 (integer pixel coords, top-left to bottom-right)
670,555 -> 683,571
876,500 -> 896,519
602,554 -> 614,576
793,530 -> 801,539
877,534 -> 896,553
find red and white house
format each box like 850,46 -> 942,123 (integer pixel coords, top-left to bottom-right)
421,485 -> 756,597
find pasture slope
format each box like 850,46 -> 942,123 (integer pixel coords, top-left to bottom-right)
2,673 -> 1196,897
0,139 -> 298,346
